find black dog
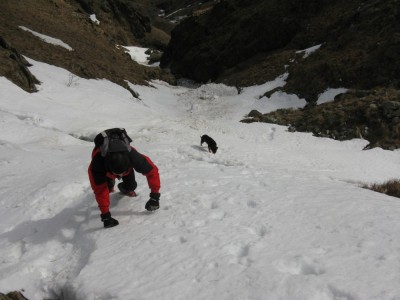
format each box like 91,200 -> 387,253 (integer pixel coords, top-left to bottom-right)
200,135 -> 218,154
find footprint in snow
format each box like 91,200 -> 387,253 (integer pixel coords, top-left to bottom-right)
274,255 -> 325,276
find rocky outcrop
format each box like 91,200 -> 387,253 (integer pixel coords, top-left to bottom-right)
0,291 -> 28,300
0,37 -> 39,92
282,0 -> 400,103
160,0 -> 400,103
74,0 -> 151,39
160,0 -> 303,82
104,0 -> 151,39
242,89 -> 400,150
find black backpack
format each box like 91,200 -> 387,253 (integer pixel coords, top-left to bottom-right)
94,128 -> 133,157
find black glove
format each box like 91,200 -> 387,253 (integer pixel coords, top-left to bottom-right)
101,212 -> 119,228
145,192 -> 160,211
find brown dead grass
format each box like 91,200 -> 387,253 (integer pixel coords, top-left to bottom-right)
363,179 -> 400,199
0,0 -> 176,94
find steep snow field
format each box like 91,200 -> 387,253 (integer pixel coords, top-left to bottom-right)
0,58 -> 400,300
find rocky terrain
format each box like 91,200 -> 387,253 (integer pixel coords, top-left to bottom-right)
1,0 -> 399,149
242,88 -> 400,150
160,0 -> 400,149
0,0 -> 175,95
0,291 -> 27,300
1,2 -> 399,298
161,0 -> 400,100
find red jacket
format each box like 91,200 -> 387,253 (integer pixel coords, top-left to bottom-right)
88,146 -> 160,214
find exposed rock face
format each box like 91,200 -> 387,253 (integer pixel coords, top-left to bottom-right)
242,89 -> 400,150
160,0 -> 304,82
74,0 -> 151,38
0,291 -> 28,300
283,0 -> 400,103
104,0 -> 151,38
160,0 -> 400,102
0,37 -> 39,92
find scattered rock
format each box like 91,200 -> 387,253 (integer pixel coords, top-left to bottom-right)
242,88 -> 400,150
0,291 -> 28,300
0,36 -> 40,92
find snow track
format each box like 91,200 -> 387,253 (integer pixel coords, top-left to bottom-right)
0,60 -> 400,300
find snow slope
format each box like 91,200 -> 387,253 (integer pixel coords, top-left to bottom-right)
0,58 -> 400,300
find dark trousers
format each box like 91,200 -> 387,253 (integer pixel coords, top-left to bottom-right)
107,170 -> 137,192
120,170 -> 137,191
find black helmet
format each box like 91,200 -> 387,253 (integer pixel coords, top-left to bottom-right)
106,152 -> 130,174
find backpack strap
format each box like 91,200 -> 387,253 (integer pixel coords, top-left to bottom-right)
100,131 -> 110,157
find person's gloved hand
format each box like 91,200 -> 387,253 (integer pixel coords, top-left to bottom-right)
101,212 -> 119,228
145,192 -> 160,211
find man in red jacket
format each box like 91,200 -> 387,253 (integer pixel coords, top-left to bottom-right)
88,139 -> 161,228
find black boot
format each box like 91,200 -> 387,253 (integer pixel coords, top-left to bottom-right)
101,212 -> 119,228
118,183 -> 137,197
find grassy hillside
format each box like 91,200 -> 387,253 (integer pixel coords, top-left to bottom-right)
0,0 -> 174,94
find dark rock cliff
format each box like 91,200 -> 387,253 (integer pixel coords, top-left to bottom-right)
0,36 -> 39,92
160,0 -> 400,102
